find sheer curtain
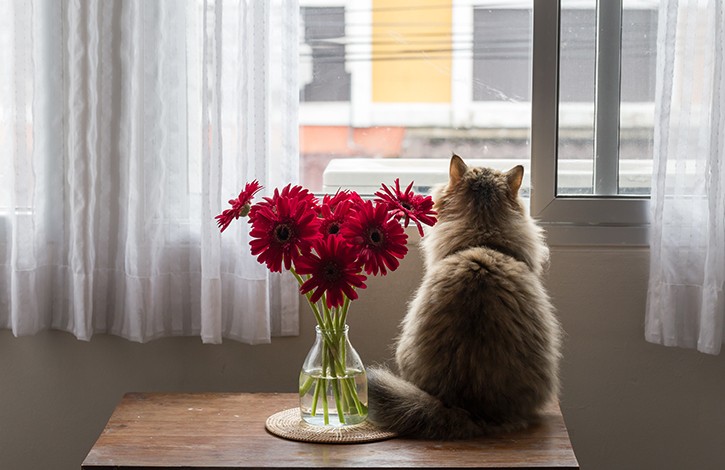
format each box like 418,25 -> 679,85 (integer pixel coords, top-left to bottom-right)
646,0 -> 724,354
0,0 -> 300,344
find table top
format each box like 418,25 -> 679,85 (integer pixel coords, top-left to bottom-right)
82,392 -> 579,469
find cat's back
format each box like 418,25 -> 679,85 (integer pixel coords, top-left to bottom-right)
409,243 -> 550,330
445,245 -> 558,354
398,244 -> 560,417
400,243 -> 555,368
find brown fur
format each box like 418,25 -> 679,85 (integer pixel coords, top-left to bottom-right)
367,155 -> 562,439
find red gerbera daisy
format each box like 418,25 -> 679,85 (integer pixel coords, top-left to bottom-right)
215,180 -> 263,232
316,190 -> 364,238
262,183 -> 318,208
248,187 -> 321,272
318,189 -> 362,213
341,200 -> 408,276
374,179 -> 437,236
319,199 -> 354,238
295,236 -> 367,309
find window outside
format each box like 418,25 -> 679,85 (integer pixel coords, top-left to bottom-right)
557,0 -> 657,196
299,0 -> 657,199
299,0 -> 534,195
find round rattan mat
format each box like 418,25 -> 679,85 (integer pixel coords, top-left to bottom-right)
265,408 -> 397,444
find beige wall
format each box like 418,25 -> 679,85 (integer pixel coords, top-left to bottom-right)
1,247 -> 725,469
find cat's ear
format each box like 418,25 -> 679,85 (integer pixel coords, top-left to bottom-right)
506,165 -> 524,196
450,154 -> 468,185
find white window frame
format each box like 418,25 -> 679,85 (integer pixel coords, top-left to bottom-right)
530,0 -> 650,246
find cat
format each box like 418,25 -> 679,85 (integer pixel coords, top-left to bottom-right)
367,154 -> 562,439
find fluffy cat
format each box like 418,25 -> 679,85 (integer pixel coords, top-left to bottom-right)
367,154 -> 562,439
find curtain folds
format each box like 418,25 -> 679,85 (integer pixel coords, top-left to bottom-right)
0,0 -> 300,344
646,0 -> 725,354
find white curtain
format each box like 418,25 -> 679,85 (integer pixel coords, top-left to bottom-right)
0,0 -> 300,344
646,0 -> 725,354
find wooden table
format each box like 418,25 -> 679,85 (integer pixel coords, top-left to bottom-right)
82,392 -> 579,469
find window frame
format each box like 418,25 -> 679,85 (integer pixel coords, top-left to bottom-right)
530,0 -> 650,246
307,0 -> 653,246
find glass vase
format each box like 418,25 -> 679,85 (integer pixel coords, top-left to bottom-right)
299,324 -> 368,426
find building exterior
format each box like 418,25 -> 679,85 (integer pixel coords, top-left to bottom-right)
300,0 -> 657,194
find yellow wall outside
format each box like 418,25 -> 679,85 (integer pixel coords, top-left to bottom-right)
372,0 -> 452,103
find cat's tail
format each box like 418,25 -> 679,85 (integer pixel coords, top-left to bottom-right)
367,367 -> 494,439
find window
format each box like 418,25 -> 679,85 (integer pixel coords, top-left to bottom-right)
301,0 -> 656,245
300,6 -> 351,102
532,0 -> 654,244
556,1 -> 656,196
472,8 -> 531,103
299,0 -> 535,195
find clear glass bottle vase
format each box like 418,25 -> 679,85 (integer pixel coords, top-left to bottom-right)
298,325 -> 368,426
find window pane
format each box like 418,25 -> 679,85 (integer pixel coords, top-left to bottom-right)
557,2 -> 596,195
557,0 -> 656,196
300,7 -> 351,102
299,1 -> 534,195
619,4 -> 657,195
473,9 -> 531,102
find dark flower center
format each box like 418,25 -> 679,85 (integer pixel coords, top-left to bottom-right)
322,262 -> 341,281
274,223 -> 292,243
327,223 -> 340,235
401,201 -> 413,210
367,227 -> 384,246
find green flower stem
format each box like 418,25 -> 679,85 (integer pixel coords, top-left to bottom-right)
322,302 -> 332,326
310,376 -> 322,416
299,375 -> 315,396
330,361 -> 346,424
344,377 -> 366,415
337,297 -> 351,330
321,381 -> 329,425
290,268 -> 326,329
338,304 -> 349,372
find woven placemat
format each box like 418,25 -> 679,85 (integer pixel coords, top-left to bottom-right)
265,408 -> 397,444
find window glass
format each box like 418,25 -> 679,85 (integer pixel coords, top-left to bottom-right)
619,4 -> 657,195
300,7 -> 351,102
299,1 -> 534,195
557,2 -> 596,195
472,9 -> 531,102
557,0 -> 657,196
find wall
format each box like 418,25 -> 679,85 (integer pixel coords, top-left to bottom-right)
1,247 -> 724,469
551,248 -> 725,469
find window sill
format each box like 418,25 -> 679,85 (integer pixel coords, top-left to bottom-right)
322,158 -> 650,247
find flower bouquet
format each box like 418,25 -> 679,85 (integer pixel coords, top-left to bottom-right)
216,179 -> 436,426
